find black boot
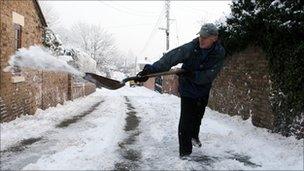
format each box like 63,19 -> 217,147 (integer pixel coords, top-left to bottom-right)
180,154 -> 191,160
191,138 -> 202,147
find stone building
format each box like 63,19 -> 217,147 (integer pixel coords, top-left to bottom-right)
0,0 -> 95,122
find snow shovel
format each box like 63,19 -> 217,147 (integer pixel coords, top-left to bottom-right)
83,68 -> 186,90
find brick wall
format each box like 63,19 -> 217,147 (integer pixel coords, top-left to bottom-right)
70,82 -> 96,100
71,83 -> 86,100
0,0 -> 46,121
162,74 -> 179,96
84,82 -> 96,96
143,73 -> 179,96
209,46 -> 275,129
0,1 -> 96,122
40,71 -> 69,109
143,78 -> 155,90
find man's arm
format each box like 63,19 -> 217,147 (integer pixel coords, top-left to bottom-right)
151,43 -> 193,72
134,42 -> 193,82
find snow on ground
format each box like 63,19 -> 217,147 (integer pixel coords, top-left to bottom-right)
1,86 -> 303,170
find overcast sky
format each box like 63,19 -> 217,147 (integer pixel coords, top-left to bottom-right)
41,1 -> 231,62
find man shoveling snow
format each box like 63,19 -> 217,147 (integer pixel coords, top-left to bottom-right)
135,23 -> 225,159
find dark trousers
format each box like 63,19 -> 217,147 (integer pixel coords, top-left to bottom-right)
178,97 -> 208,156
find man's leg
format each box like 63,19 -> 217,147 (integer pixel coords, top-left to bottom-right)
178,97 -> 196,156
192,98 -> 208,140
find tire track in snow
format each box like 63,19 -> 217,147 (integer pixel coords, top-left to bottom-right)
56,100 -> 104,128
0,100 -> 104,170
0,137 -> 43,154
114,96 -> 142,170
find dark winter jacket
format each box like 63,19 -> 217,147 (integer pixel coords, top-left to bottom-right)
151,37 -> 225,99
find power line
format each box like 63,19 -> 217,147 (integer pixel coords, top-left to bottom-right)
165,0 -> 170,51
103,23 -> 154,29
175,5 -> 217,16
139,7 -> 166,56
168,5 -> 179,48
98,1 -> 157,18
174,19 -> 180,46
110,3 -> 159,16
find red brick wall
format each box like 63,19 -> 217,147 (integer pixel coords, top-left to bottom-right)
143,72 -> 179,96
0,1 -> 96,122
21,69 -> 72,109
84,82 -> 96,96
40,71 -> 69,109
0,0 -> 46,121
71,83 -> 86,100
209,46 -> 275,129
162,74 -> 179,96
143,78 -> 155,90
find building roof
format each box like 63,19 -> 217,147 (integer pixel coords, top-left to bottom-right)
33,0 -> 47,27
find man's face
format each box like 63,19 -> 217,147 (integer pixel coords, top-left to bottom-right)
199,35 -> 218,49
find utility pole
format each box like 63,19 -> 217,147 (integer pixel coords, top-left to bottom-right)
134,55 -> 137,75
165,0 -> 170,50
159,0 -> 170,51
155,0 -> 170,94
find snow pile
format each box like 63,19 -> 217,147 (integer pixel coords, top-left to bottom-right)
4,45 -> 84,76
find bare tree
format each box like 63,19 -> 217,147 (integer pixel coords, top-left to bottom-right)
52,27 -> 74,46
38,1 -> 61,28
46,19 -> 132,75
70,22 -> 120,74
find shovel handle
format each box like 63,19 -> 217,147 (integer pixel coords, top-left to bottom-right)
145,68 -> 186,77
122,68 -> 186,83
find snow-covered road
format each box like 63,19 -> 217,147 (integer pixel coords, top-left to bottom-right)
1,87 -> 303,170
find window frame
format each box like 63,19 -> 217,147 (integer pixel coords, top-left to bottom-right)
14,23 -> 22,50
12,23 -> 22,77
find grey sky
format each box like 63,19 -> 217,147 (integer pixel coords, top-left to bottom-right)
42,1 -> 231,62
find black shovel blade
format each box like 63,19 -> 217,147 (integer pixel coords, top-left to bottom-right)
83,73 -> 125,90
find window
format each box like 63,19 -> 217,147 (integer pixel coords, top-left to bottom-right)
12,24 -> 22,77
11,13 -> 24,81
14,23 -> 22,50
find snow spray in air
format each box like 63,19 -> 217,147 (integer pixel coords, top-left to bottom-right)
3,46 -> 84,77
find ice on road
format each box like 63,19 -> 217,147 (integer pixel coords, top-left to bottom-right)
1,87 -> 303,170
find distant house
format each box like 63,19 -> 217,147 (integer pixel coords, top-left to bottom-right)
0,0 -> 95,122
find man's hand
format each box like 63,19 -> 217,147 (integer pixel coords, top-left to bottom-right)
134,64 -> 156,83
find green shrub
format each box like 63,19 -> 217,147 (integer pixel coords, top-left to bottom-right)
219,0 -> 303,139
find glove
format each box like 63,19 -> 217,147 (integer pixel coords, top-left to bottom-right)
134,64 -> 156,83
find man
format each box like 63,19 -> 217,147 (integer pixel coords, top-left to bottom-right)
136,23 -> 225,159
